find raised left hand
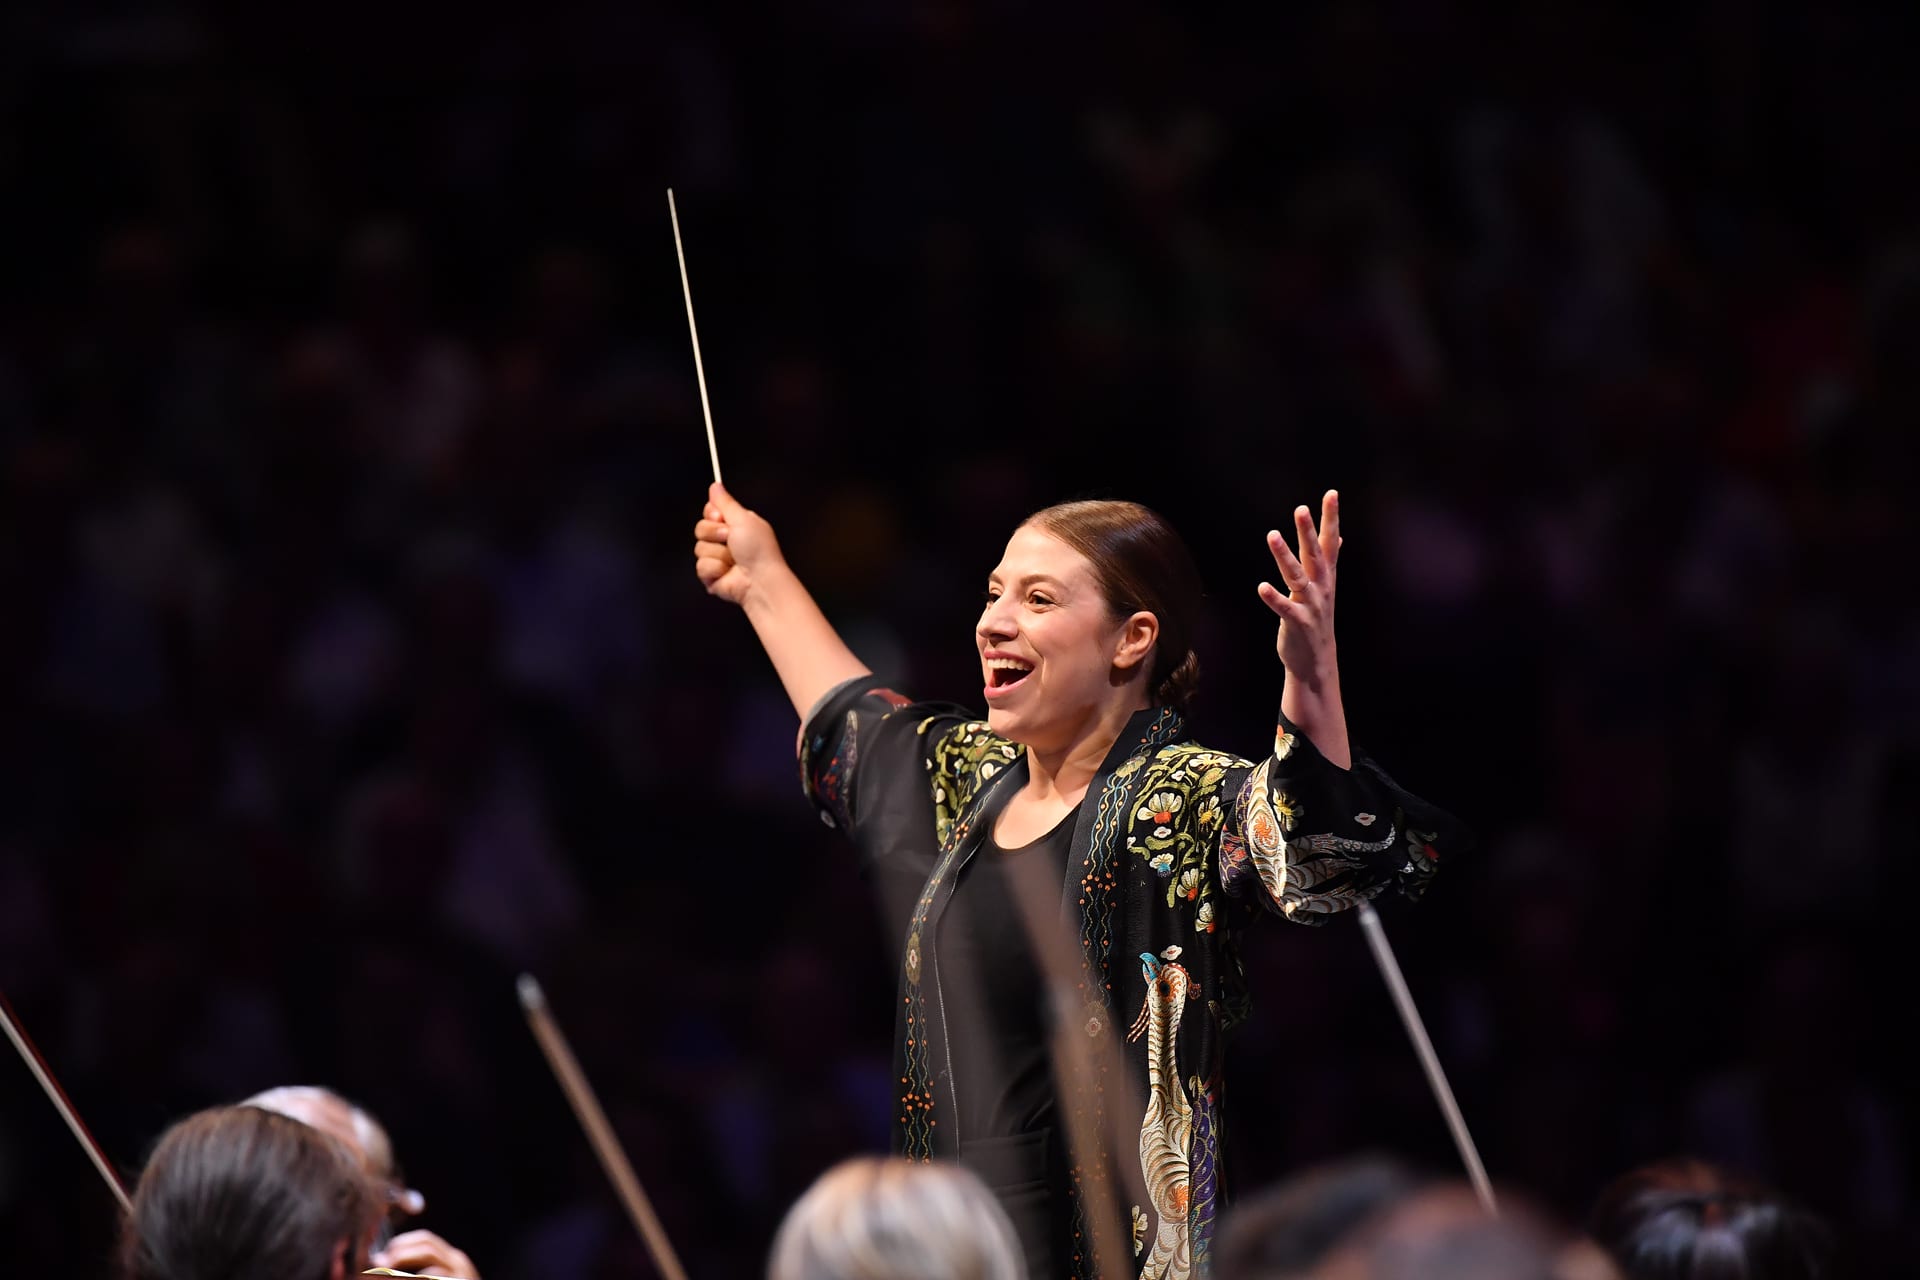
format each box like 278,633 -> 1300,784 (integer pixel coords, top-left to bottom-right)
1257,489 -> 1341,688
373,1229 -> 481,1280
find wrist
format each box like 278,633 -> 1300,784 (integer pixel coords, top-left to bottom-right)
1283,679 -> 1344,724
1284,654 -> 1341,699
1280,668 -> 1350,768
741,559 -> 803,620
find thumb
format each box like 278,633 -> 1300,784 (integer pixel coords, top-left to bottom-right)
709,481 -> 748,521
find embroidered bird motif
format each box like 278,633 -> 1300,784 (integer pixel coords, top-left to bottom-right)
1128,949 -> 1195,1280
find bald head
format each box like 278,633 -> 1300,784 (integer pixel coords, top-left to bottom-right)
243,1087 -> 392,1175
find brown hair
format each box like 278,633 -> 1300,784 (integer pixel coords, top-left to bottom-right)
1024,499 -> 1204,711
120,1105 -> 380,1280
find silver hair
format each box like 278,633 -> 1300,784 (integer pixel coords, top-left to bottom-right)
769,1157 -> 1026,1280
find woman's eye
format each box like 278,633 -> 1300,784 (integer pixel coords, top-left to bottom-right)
982,590 -> 1001,605
1028,594 -> 1053,607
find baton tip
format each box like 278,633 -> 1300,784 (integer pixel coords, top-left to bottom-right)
516,974 -> 546,1011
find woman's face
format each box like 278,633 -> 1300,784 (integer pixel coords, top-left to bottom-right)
977,525 -> 1151,750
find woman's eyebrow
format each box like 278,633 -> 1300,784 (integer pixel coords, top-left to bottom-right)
985,572 -> 1068,591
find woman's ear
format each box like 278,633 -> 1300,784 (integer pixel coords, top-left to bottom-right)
1112,610 -> 1159,675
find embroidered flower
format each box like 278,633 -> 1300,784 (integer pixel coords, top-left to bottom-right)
1274,727 -> 1296,760
1195,793 -> 1223,830
1132,1206 -> 1148,1255
1161,945 -> 1184,961
1150,850 -> 1175,874
1272,789 -> 1301,833
1197,900 -> 1216,933
980,761 -> 999,779
1177,867 -> 1203,901
1136,790 -> 1183,825
1355,811 -> 1376,826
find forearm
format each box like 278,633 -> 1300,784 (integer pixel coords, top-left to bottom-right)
1280,667 -> 1351,770
742,563 -> 871,720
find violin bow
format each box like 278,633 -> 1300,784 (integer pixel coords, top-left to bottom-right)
517,976 -> 691,1280
1356,903 -> 1497,1216
0,987 -> 133,1214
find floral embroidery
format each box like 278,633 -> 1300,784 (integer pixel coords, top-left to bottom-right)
1132,1205 -> 1149,1257
1272,789 -> 1301,833
1355,811 -> 1377,826
1194,793 -> 1222,830
1273,727 -> 1296,760
1124,744 -> 1242,938
926,719 -> 1021,847
1195,900 -> 1215,933
1137,790 -> 1184,830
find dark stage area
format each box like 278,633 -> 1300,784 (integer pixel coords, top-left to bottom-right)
0,3 -> 1914,1276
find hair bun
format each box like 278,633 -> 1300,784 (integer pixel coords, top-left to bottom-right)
1156,649 -> 1201,713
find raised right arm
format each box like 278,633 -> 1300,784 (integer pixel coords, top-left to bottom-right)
695,482 -> 870,722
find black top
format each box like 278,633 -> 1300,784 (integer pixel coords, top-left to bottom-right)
941,806 -> 1078,1280
941,807 -> 1076,1145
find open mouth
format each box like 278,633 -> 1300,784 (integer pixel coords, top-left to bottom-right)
986,657 -> 1035,691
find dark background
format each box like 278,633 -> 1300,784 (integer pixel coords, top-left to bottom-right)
1,1 -> 1914,1275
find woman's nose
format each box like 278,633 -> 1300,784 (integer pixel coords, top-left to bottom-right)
978,599 -> 1016,641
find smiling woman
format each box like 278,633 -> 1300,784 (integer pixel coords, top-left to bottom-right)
693,484 -> 1465,1280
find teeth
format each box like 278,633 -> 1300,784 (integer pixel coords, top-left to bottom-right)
986,658 -> 1034,672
